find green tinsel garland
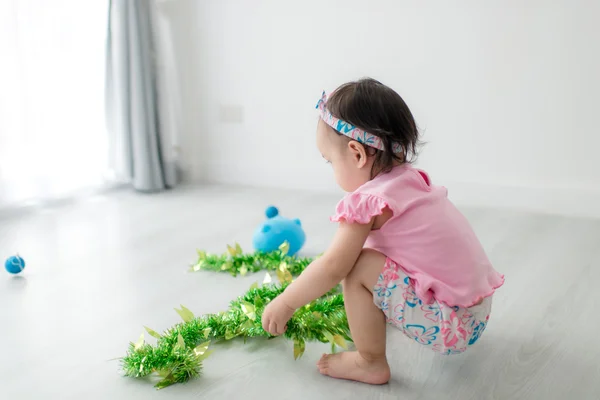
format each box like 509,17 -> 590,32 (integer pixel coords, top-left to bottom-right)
189,242 -> 314,277
121,243 -> 350,390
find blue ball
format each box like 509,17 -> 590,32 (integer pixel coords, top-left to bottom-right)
5,255 -> 26,274
265,206 -> 279,219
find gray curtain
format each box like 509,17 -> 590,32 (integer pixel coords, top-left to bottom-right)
105,0 -> 176,192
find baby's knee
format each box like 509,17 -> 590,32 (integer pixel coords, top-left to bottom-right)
342,253 -> 365,288
342,270 -> 359,289
355,249 -> 386,267
343,249 -> 386,289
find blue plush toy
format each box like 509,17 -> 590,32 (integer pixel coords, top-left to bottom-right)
253,206 -> 306,256
5,255 -> 26,274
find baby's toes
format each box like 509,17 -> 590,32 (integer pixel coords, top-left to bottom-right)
317,353 -> 328,366
317,361 -> 329,375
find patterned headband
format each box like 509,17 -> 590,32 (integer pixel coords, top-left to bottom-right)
315,90 -> 402,153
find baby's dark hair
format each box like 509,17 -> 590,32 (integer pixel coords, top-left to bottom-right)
325,78 -> 420,175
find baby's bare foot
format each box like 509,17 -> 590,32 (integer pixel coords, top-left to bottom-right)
317,351 -> 390,384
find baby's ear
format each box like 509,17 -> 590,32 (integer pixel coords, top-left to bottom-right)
348,140 -> 368,167
293,218 -> 302,226
261,224 -> 271,233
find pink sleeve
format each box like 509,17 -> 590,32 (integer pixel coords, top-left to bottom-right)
330,193 -> 389,224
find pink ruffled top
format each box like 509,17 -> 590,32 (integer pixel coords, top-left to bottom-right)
331,164 -> 504,308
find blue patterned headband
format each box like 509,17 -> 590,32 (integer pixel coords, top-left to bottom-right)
315,91 -> 402,153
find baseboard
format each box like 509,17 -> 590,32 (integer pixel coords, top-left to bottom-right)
442,180 -> 600,219
191,162 -> 600,219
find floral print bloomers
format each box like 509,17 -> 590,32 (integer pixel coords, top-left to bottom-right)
373,258 -> 492,355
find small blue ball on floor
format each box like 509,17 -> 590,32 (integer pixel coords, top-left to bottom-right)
5,255 -> 26,274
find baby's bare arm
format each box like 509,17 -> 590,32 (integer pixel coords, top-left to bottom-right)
279,220 -> 373,309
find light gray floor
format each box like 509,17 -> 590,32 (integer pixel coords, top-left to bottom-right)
1,185 -> 600,400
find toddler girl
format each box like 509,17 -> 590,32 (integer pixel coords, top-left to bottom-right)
261,78 -> 504,385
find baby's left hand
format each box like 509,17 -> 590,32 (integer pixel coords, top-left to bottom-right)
261,296 -> 295,336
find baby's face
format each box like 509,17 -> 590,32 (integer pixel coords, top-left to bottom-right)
316,119 -> 373,192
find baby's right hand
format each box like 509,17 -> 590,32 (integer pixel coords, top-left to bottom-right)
261,296 -> 295,336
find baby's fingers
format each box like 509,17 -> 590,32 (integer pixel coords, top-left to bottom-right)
279,323 -> 288,335
261,315 -> 271,333
268,321 -> 279,336
273,320 -> 287,336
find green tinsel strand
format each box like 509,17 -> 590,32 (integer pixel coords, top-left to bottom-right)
190,242 -> 313,276
121,283 -> 349,389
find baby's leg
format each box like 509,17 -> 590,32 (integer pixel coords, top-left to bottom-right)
317,249 -> 390,384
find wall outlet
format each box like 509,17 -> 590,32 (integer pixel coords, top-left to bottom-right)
219,104 -> 244,123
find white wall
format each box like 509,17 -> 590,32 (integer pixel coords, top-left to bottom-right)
165,0 -> 600,218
